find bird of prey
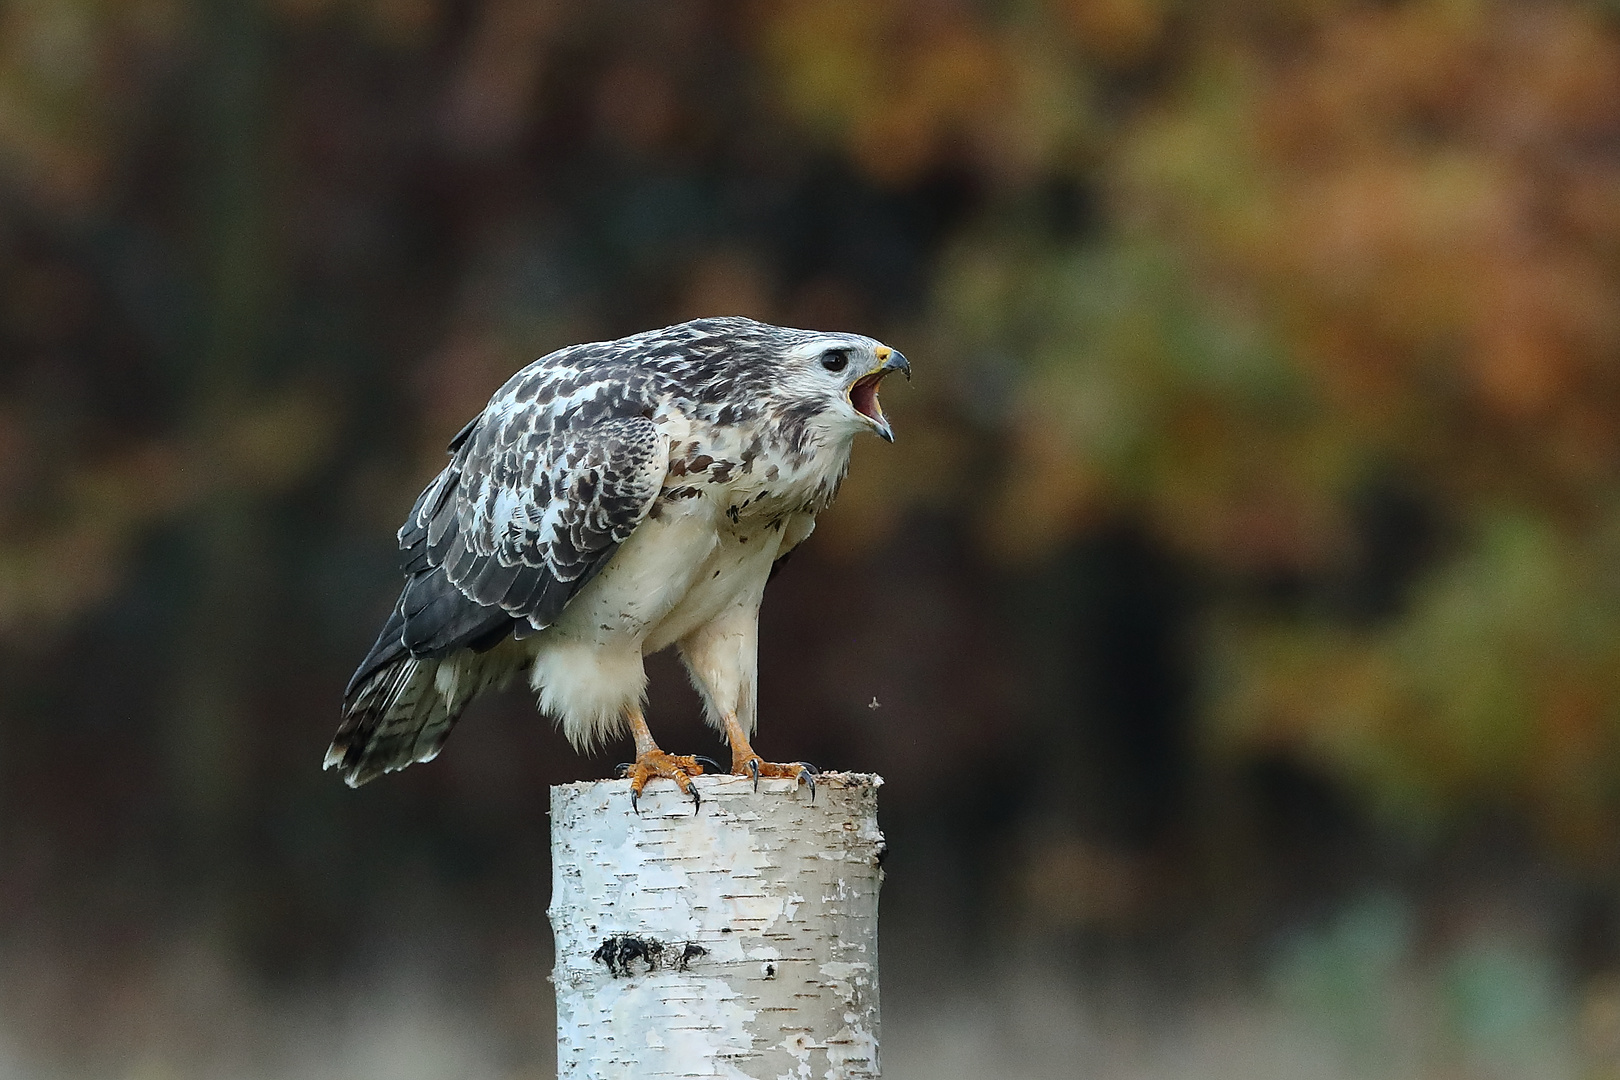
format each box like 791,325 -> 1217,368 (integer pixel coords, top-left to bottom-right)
326,317 -> 909,809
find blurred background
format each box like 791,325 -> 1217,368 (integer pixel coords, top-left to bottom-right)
3,0 -> 1620,1076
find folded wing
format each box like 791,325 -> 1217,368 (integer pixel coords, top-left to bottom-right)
330,387 -> 667,785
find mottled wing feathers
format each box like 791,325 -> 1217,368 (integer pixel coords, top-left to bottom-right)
422,413 -> 663,622
333,367 -> 667,785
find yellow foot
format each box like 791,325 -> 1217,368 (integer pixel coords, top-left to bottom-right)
617,751 -> 714,815
733,756 -> 818,802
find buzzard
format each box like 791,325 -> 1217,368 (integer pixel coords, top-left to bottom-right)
326,317 -> 909,809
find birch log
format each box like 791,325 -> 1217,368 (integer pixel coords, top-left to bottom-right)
549,772 -> 885,1079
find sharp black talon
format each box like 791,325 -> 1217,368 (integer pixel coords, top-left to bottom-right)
630,787 -> 641,816
693,756 -> 722,773
797,764 -> 817,804
747,758 -> 761,792
615,762 -> 632,777
689,785 -> 701,815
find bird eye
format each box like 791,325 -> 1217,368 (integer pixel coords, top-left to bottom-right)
821,349 -> 849,373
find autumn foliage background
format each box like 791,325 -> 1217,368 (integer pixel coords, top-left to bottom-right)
4,1 -> 1620,1077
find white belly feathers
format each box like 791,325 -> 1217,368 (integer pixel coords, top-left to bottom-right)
520,401 -> 852,751
525,492 -> 788,749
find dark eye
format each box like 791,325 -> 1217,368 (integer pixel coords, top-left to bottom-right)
821,349 -> 849,372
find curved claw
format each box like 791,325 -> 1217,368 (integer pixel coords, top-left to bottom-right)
692,756 -> 722,773
615,762 -> 632,778
797,762 -> 818,804
733,757 -> 819,799
621,751 -> 706,816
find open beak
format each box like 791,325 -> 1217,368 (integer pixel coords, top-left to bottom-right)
848,346 -> 910,443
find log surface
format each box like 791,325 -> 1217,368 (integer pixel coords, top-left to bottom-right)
550,773 -> 884,1079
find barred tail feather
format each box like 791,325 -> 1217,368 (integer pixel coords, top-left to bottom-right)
329,641 -> 528,787
327,656 -> 463,787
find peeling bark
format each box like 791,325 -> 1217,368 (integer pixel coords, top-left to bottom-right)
550,773 -> 885,1078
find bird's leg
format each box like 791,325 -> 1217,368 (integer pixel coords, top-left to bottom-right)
675,612 -> 814,799
617,707 -> 707,814
721,713 -> 817,801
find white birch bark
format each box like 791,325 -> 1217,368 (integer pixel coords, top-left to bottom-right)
549,773 -> 885,1079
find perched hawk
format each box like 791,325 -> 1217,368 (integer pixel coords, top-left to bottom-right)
327,317 -> 908,808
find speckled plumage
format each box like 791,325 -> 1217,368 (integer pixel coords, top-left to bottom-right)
328,317 -> 907,786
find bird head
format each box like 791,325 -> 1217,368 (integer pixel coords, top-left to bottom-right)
773,330 -> 911,443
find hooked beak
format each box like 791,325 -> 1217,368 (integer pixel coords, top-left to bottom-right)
848,346 -> 910,443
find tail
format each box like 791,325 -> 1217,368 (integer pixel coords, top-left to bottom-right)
331,561 -> 526,786
325,661 -> 461,789
328,609 -> 520,786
